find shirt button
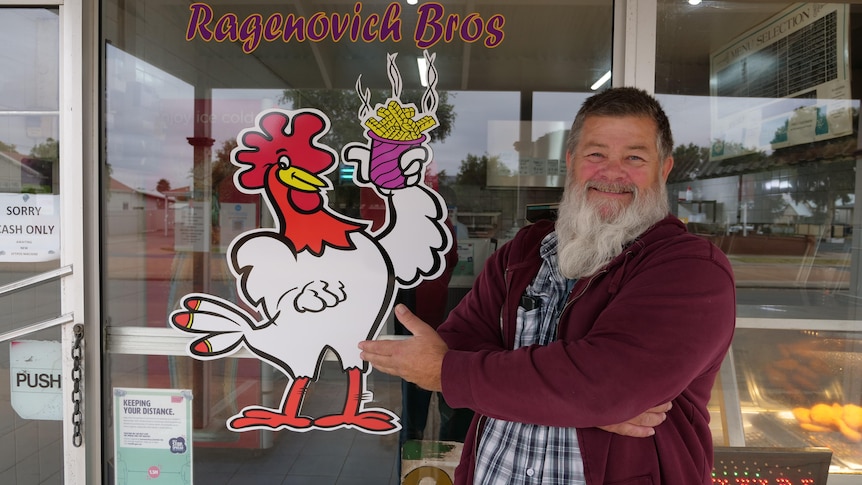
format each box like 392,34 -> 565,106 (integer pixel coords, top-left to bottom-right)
526,469 -> 535,477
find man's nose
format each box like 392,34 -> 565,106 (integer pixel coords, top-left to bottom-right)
598,157 -> 627,178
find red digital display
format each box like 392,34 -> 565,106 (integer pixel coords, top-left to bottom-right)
712,447 -> 831,485
712,478 -> 814,484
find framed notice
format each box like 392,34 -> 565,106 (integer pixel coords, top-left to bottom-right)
709,3 -> 852,161
113,388 -> 193,485
0,193 -> 60,262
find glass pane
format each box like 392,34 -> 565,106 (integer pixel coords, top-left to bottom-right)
0,7 -> 62,336
0,7 -> 63,484
102,0 -> 612,482
1,326 -> 64,485
657,0 -> 862,474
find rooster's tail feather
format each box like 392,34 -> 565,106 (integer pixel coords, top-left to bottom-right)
189,332 -> 245,357
170,295 -> 252,333
169,294 -> 253,358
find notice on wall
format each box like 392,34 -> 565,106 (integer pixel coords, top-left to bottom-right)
709,3 -> 852,161
218,202 -> 255,252
113,388 -> 193,485
174,201 -> 208,252
0,193 -> 60,262
10,340 -> 62,420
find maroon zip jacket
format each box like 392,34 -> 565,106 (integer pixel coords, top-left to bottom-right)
437,215 -> 736,484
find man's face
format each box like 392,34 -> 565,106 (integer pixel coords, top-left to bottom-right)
566,115 -> 673,220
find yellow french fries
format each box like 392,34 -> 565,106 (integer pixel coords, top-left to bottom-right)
363,100 -> 437,141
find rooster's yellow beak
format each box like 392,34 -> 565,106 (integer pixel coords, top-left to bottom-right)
278,165 -> 326,192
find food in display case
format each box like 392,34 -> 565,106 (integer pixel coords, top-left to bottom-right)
731,328 -> 862,472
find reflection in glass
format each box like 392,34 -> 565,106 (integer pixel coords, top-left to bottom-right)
658,1 -> 862,475
103,0 -> 614,480
0,7 -> 61,347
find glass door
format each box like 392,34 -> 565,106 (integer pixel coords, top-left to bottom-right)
0,2 -> 88,483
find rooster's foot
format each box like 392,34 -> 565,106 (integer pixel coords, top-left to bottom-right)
229,408 -> 313,431
313,409 -> 399,432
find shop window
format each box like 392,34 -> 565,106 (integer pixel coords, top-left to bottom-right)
102,0 -> 613,482
657,1 -> 862,476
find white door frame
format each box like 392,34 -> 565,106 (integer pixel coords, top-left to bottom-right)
2,0 -> 99,483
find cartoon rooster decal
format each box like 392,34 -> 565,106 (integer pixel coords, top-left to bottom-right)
169,52 -> 451,434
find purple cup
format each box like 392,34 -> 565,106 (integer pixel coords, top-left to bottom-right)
367,132 -> 427,189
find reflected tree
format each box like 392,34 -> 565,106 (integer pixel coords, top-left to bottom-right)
789,159 -> 854,236
455,153 -> 509,189
30,138 -> 58,160
156,178 -> 171,193
670,143 -> 709,181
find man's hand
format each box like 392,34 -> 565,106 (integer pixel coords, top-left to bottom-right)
359,304 -> 448,391
598,402 -> 672,438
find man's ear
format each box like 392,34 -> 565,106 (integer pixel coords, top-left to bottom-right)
661,157 -> 674,181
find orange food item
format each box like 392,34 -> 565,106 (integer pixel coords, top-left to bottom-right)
843,404 -> 862,430
801,423 -> 833,433
837,419 -> 862,442
792,407 -> 812,424
810,403 -> 836,427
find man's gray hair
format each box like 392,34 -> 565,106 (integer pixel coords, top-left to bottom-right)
565,87 -> 674,162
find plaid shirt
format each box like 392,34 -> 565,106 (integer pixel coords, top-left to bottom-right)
474,232 -> 585,485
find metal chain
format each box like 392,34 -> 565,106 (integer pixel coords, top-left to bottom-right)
71,324 -> 84,447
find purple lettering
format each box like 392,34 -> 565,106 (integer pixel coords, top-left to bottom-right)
415,3 -> 444,49
183,2 -> 502,51
379,3 -> 402,42
330,11 -> 351,42
350,3 -> 362,39
308,12 -> 328,41
214,13 -> 239,42
186,3 -> 214,41
264,13 -> 283,41
444,14 -> 458,42
484,14 -> 505,48
282,14 -> 306,42
239,14 -> 262,53
362,14 -> 380,41
461,14 -> 483,43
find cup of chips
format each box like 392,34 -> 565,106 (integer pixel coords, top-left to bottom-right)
363,100 -> 437,189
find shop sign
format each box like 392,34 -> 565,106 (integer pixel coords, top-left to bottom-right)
113,388 -> 193,485
185,1 -> 506,53
0,193 -> 60,262
10,340 -> 62,421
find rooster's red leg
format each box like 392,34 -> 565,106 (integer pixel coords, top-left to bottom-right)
313,367 -> 399,432
229,376 -> 314,430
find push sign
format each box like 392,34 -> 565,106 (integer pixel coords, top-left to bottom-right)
10,340 -> 62,420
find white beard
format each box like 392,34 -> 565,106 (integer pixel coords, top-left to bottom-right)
555,179 -> 669,279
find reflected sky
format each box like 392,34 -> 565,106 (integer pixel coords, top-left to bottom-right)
105,43 -> 756,193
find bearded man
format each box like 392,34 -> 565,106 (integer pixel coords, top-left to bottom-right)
360,87 -> 736,485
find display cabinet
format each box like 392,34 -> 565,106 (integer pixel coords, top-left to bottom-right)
714,317 -> 862,483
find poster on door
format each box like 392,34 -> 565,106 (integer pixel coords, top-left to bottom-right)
113,387 -> 193,485
0,193 -> 60,262
10,340 -> 62,420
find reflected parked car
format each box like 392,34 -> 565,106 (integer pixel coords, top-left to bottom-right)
728,224 -> 755,234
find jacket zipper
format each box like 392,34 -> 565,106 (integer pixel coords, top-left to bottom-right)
557,268 -> 607,325
558,248 -> 632,320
